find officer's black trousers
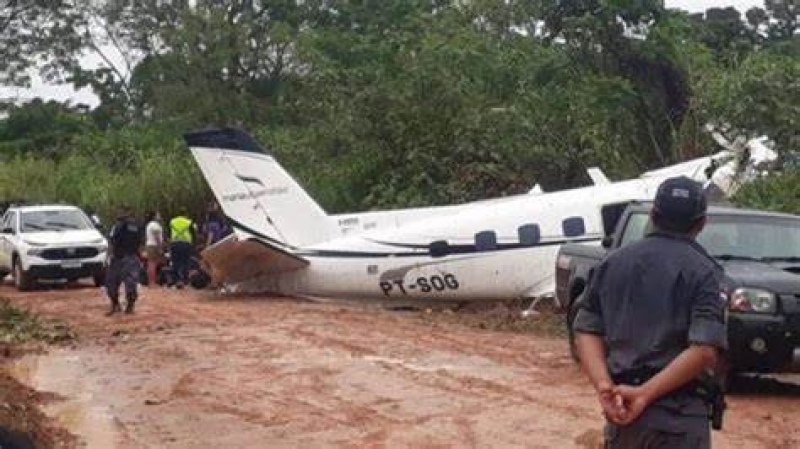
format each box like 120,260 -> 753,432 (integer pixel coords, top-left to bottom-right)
105,255 -> 141,303
604,421 -> 710,449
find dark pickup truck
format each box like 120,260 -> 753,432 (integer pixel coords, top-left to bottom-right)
558,201 -> 800,374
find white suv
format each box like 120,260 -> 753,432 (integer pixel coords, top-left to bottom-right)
0,205 -> 108,290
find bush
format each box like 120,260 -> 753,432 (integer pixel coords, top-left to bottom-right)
0,299 -> 74,344
732,170 -> 800,214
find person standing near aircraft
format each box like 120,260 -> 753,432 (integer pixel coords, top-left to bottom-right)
106,207 -> 143,315
143,210 -> 165,287
204,208 -> 230,247
169,209 -> 196,289
573,176 -> 727,448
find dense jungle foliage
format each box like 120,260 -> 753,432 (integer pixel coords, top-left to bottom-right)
0,1 -> 798,221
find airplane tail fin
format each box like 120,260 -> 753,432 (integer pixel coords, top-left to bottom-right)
185,128 -> 334,249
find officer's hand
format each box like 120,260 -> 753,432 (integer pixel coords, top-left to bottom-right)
597,384 -> 626,423
613,385 -> 651,425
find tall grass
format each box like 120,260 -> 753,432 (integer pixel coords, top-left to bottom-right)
0,128 -> 213,223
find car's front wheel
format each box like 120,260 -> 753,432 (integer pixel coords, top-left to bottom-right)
12,257 -> 34,291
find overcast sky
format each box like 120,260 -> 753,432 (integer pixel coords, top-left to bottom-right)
0,0 -> 765,108
668,0 -> 761,12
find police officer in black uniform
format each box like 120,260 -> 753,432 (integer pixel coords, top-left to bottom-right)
106,207 -> 143,315
574,176 -> 727,448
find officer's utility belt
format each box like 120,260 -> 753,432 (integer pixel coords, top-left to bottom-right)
611,366 -> 726,431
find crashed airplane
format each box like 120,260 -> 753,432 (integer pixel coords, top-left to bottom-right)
185,128 -> 775,302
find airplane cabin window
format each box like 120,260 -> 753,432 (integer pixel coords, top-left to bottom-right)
429,240 -> 450,258
562,217 -> 586,237
518,224 -> 541,246
475,231 -> 498,251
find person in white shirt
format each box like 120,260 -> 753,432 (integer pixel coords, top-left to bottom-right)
143,211 -> 165,287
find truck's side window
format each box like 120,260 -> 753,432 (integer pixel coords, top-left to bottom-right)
601,202 -> 633,236
518,224 -> 541,246
562,217 -> 586,237
620,212 -> 650,247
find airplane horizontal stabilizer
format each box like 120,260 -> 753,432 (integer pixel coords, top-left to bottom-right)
586,168 -> 610,185
202,234 -> 308,284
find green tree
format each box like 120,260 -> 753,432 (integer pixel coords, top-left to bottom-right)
698,48 -> 799,162
0,99 -> 94,157
0,0 -> 85,86
689,7 -> 756,65
764,0 -> 798,40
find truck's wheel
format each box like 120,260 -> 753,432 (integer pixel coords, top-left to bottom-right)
566,299 -> 579,362
566,282 -> 586,362
12,258 -> 34,291
0,270 -> 9,282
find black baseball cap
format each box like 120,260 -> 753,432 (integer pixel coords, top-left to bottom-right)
653,176 -> 707,230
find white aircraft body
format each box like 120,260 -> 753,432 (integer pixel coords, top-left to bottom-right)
185,128 -> 775,303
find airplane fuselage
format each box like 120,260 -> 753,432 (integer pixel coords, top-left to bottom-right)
186,127 -> 770,303
235,176 -> 665,301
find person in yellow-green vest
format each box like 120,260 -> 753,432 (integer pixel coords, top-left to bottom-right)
169,209 -> 196,289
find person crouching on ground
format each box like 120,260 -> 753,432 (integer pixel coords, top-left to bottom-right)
106,207 -> 143,315
144,210 -> 165,287
169,209 -> 196,289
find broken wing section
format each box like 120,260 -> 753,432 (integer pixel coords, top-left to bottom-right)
202,234 -> 308,285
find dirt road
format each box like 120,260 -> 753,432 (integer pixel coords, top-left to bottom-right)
1,282 -> 798,448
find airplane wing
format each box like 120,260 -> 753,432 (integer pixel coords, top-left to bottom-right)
201,234 -> 309,284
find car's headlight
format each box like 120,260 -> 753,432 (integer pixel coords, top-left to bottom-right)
730,288 -> 777,314
27,248 -> 45,256
88,238 -> 105,244
22,240 -> 46,247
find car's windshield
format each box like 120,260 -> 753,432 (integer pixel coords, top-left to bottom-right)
620,212 -> 800,261
21,209 -> 92,232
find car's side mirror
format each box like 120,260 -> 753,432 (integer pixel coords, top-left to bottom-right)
601,236 -> 614,248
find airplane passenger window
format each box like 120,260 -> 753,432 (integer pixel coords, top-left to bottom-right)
475,231 -> 498,251
562,217 -> 586,237
429,240 -> 450,258
518,224 -> 541,246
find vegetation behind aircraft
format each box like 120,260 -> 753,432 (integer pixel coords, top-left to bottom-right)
0,1 -> 797,220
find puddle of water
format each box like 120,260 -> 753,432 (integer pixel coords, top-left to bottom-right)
8,352 -> 121,448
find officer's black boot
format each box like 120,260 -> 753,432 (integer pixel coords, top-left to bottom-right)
106,300 -> 121,316
124,294 -> 136,314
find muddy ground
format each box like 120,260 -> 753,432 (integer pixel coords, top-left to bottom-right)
0,281 -> 798,448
